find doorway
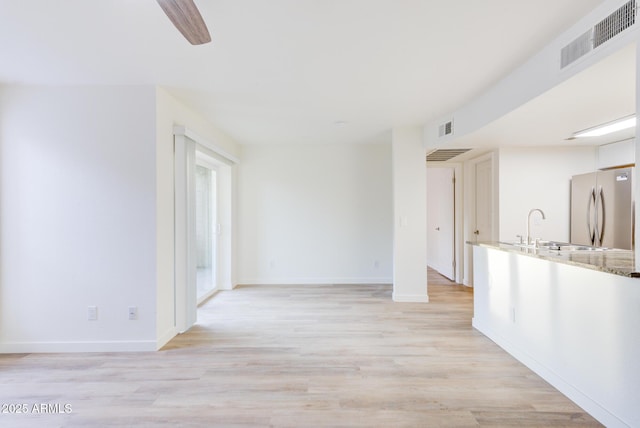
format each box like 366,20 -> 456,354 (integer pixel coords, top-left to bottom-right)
474,158 -> 494,243
463,154 -> 495,286
195,161 -> 218,303
426,167 -> 455,280
174,127 -> 237,333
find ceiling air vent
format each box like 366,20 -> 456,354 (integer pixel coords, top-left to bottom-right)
438,120 -> 453,137
561,0 -> 637,68
426,149 -> 471,162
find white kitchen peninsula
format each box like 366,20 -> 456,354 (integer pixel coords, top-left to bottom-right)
471,242 -> 640,428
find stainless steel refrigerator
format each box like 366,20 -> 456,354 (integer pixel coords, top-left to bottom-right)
570,167 -> 634,249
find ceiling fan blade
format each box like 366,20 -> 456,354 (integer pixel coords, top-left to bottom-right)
157,0 -> 211,45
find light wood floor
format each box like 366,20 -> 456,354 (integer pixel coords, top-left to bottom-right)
0,270 -> 601,427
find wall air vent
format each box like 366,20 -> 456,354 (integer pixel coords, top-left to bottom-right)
561,0 -> 637,68
438,120 -> 453,137
426,149 -> 471,162
594,0 -> 637,48
561,29 -> 593,68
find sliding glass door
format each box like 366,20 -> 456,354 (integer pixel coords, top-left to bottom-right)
195,162 -> 217,301
174,126 -> 237,333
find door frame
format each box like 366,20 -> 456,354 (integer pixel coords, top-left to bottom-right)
426,166 -> 454,280
426,161 -> 464,284
464,152 -> 497,287
174,126 -> 238,333
195,155 -> 219,304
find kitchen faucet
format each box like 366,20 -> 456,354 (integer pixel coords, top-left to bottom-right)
527,208 -> 546,246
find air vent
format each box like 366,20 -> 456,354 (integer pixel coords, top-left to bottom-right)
561,29 -> 593,68
594,0 -> 636,48
426,149 -> 471,162
561,0 -> 637,68
438,120 -> 453,137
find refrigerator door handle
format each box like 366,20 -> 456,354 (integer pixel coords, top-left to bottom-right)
597,186 -> 605,246
587,187 -> 596,245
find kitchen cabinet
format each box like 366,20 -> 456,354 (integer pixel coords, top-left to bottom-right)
597,139 -> 634,170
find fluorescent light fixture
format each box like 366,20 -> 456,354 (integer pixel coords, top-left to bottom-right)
573,115 -> 636,138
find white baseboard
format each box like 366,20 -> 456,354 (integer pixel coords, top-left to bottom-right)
392,293 -> 429,303
238,277 -> 393,285
472,318 -> 626,428
0,340 -> 158,353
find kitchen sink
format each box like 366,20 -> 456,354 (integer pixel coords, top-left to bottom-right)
553,245 -> 605,252
505,241 -> 606,251
507,240 -> 567,249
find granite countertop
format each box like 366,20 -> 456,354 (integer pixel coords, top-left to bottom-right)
468,241 -> 640,278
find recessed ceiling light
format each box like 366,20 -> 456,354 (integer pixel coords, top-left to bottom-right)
572,115 -> 636,138
333,121 -> 348,127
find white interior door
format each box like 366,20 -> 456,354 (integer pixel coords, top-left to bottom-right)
426,167 -> 455,280
474,158 -> 493,243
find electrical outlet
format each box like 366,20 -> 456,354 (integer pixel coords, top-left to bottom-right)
128,306 -> 138,320
88,306 -> 98,321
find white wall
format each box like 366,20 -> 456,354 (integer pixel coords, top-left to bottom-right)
238,143 -> 392,284
392,127 -> 428,302
497,146 -> 596,243
0,85 -> 158,352
0,86 -> 241,352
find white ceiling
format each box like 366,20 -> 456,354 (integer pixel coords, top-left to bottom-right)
449,42 -> 637,152
0,0 -> 604,145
